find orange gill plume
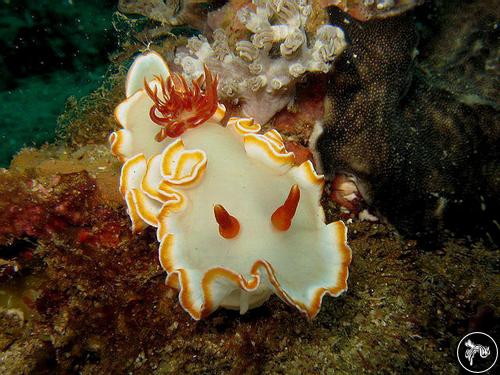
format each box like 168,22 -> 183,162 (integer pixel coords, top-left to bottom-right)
144,65 -> 219,141
213,204 -> 240,239
271,184 -> 300,231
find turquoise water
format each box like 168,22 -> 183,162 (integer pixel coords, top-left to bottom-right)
0,0 -> 116,167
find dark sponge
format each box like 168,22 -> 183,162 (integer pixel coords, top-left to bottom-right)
317,7 -> 499,244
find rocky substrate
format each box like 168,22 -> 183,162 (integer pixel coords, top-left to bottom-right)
0,142 -> 497,374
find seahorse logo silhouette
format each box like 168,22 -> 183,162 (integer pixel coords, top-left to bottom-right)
457,332 -> 498,373
464,339 -> 490,366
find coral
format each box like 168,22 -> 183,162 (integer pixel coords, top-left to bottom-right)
111,52 -> 351,319
175,0 -> 347,124
206,0 -> 254,37
321,0 -> 422,21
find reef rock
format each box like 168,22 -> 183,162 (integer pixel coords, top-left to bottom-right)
321,0 -> 422,21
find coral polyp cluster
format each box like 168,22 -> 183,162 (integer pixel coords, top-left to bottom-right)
145,66 -> 219,140
110,52 -> 351,319
175,0 -> 347,124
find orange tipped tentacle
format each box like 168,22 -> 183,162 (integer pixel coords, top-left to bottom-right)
271,185 -> 301,231
214,204 -> 240,239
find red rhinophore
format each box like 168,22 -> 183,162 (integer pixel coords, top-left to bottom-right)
271,184 -> 301,231
145,65 -> 219,141
214,204 -> 240,239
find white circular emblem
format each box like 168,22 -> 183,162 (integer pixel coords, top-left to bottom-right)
457,332 -> 498,373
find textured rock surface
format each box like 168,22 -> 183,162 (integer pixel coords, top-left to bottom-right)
322,0 -> 422,21
417,0 -> 499,108
0,157 -> 497,373
118,0 -> 212,31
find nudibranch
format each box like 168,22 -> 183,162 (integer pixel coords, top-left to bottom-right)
110,52 -> 352,319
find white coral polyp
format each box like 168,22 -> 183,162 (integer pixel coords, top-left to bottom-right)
174,0 -> 347,125
111,52 -> 352,320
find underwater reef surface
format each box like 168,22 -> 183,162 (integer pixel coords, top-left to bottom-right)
0,155 -> 497,373
0,0 -> 116,167
0,0 -> 498,373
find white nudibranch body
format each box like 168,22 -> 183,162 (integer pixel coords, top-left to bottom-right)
110,52 -> 352,320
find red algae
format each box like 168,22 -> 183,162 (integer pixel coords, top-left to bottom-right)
284,141 -> 313,165
0,171 -> 99,245
271,76 -> 326,143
